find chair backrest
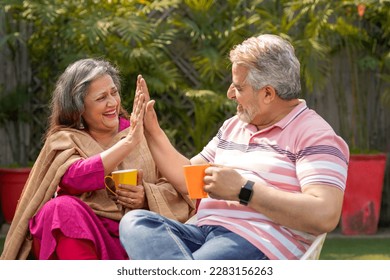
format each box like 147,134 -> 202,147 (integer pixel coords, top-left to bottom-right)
300,233 -> 327,260
185,214 -> 197,224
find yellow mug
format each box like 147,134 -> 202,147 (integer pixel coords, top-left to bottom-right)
104,169 -> 138,195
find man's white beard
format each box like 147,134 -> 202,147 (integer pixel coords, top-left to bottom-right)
237,104 -> 258,124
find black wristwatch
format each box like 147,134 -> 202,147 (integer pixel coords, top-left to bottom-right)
239,180 -> 254,205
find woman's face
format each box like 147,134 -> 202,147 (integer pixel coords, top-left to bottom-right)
82,74 -> 121,134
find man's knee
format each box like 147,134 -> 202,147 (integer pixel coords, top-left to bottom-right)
120,210 -> 155,234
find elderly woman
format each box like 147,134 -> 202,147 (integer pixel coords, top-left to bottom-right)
0,59 -> 195,260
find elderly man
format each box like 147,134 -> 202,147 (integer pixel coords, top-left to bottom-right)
119,34 -> 349,260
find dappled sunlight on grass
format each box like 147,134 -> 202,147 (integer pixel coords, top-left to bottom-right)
353,254 -> 390,260
322,253 -> 390,260
320,237 -> 390,260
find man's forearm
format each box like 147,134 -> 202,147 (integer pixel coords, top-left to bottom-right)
145,128 -> 191,193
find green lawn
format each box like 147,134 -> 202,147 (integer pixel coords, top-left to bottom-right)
1,236 -> 390,260
320,237 -> 390,260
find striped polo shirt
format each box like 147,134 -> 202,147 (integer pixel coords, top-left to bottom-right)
196,100 -> 349,259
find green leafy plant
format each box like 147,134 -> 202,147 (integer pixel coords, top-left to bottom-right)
185,89 -> 234,154
1,0 -> 389,158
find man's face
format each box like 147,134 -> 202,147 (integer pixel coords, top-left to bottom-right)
227,63 -> 263,124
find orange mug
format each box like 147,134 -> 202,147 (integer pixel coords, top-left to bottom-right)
104,169 -> 138,195
183,164 -> 210,199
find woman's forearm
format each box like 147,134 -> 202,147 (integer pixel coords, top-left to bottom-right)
100,137 -> 138,175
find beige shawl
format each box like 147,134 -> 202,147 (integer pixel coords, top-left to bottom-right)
1,128 -> 195,260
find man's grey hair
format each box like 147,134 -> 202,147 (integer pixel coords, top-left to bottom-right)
229,34 -> 301,100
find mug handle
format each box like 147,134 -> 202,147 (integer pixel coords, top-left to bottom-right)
104,175 -> 117,195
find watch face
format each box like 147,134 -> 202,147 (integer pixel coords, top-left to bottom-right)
239,180 -> 254,205
239,187 -> 252,201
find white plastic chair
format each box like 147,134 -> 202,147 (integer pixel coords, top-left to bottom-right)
300,233 -> 327,260
185,215 -> 327,260
185,214 -> 198,224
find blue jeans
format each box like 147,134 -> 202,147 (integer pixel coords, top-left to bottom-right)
119,210 -> 268,260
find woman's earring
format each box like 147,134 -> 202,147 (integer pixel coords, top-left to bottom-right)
79,117 -> 85,129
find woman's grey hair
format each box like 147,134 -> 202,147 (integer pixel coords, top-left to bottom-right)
46,58 -> 127,138
229,34 -> 301,100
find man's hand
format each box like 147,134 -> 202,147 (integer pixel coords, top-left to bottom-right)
203,165 -> 246,201
136,75 -> 161,136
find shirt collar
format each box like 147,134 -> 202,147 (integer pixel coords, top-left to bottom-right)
275,99 -> 308,130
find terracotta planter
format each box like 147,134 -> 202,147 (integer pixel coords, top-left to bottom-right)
0,167 -> 31,224
341,154 -> 387,235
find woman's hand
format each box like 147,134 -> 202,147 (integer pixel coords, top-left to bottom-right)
125,75 -> 146,146
116,169 -> 147,210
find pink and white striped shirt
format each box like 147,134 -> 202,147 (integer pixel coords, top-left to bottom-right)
196,100 -> 349,259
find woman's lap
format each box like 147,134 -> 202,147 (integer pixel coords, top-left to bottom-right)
29,195 -> 127,259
